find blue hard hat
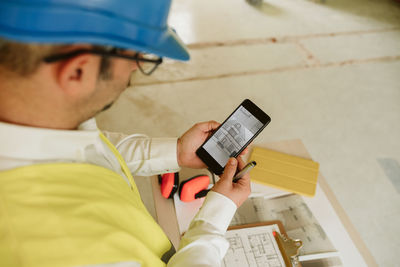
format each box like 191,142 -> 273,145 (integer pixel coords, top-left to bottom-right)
0,0 -> 190,61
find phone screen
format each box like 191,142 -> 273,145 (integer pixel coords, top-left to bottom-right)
202,105 -> 264,167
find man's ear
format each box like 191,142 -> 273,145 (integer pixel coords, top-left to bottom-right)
57,54 -> 100,97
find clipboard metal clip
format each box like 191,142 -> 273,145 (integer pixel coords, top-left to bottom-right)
273,231 -> 303,267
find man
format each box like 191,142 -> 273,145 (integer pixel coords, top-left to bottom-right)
0,1 -> 251,266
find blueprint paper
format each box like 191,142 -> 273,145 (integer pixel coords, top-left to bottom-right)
222,224 -> 285,267
230,194 -> 336,255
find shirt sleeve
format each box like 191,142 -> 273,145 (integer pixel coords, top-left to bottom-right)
102,131 -> 180,176
167,191 -> 237,267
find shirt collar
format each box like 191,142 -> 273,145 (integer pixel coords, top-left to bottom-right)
0,118 -> 99,161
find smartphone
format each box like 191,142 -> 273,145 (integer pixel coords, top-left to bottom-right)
196,99 -> 271,175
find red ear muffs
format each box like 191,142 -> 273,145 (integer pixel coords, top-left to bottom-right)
158,172 -> 179,199
179,175 -> 210,202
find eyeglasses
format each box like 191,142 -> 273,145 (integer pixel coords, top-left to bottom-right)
43,47 -> 163,75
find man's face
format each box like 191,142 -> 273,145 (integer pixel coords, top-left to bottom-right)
85,51 -> 139,119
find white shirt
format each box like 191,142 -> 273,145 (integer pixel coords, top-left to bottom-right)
0,118 -> 237,267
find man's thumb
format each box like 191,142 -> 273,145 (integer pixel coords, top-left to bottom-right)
220,158 -> 237,182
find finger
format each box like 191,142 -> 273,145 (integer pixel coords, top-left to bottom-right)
235,158 -> 251,184
239,147 -> 249,156
237,156 -> 246,170
195,121 -> 221,133
219,158 -> 238,184
235,172 -> 251,187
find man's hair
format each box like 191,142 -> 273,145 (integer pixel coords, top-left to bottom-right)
0,38 -> 112,78
0,38 -> 67,76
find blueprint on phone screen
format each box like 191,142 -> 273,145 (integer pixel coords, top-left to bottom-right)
203,106 -> 263,166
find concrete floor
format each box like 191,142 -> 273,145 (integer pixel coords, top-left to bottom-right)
97,0 -> 400,266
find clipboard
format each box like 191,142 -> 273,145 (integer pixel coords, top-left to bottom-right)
224,220 -> 302,267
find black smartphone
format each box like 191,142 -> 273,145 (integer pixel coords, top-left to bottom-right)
196,99 -> 271,175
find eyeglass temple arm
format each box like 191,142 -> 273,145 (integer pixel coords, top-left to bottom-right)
44,49 -> 162,64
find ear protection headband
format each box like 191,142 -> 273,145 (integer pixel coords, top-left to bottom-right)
158,173 -> 210,202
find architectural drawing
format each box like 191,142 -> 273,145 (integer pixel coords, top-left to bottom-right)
230,194 -> 337,255
222,225 -> 285,267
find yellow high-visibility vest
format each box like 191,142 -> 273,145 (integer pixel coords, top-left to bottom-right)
0,133 -> 172,267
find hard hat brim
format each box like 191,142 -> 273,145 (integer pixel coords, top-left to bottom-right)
0,2 -> 190,61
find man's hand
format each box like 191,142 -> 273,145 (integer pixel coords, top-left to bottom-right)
177,121 -> 220,169
211,157 -> 251,207
177,121 -> 249,169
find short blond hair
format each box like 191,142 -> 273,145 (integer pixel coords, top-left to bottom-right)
0,39 -> 68,76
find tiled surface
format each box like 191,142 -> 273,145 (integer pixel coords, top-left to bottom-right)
132,43 -> 308,85
97,0 -> 400,265
378,158 -> 400,194
169,0 -> 400,44
134,30 -> 400,86
299,30 -> 400,64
